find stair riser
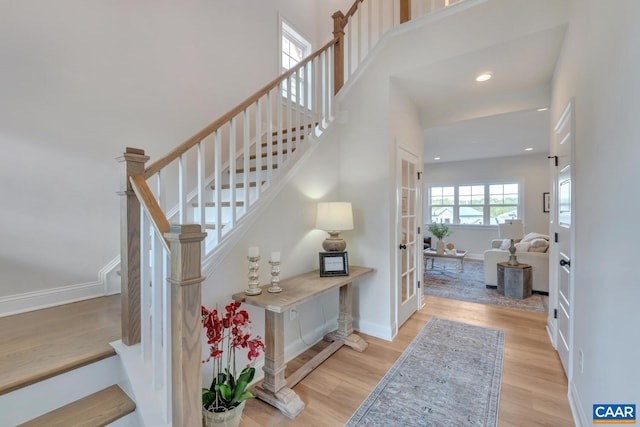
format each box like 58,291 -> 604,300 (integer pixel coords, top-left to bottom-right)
193,206 -> 247,224
0,356 -> 129,426
210,187 -> 259,201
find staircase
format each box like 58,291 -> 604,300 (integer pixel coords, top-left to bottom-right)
0,296 -> 140,426
0,0 -> 466,425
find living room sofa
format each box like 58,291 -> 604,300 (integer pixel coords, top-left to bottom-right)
483,233 -> 550,294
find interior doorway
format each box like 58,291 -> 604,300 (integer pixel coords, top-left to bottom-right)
551,99 -> 575,379
396,146 -> 422,329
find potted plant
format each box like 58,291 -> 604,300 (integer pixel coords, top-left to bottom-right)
427,223 -> 452,255
201,301 -> 265,427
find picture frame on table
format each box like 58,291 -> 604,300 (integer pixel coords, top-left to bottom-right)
543,192 -> 550,213
319,251 -> 349,277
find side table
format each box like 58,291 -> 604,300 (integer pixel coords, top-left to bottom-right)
497,262 -> 532,299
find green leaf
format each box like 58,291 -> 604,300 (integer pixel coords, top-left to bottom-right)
232,380 -> 249,402
237,367 -> 255,384
202,390 -> 216,408
236,391 -> 254,403
215,383 -> 232,401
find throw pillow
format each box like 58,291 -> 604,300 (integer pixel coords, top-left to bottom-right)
514,242 -> 531,252
529,238 -> 550,253
522,232 -> 550,243
499,239 -> 511,250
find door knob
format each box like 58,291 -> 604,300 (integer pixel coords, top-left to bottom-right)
560,259 -> 570,267
399,244 -> 407,250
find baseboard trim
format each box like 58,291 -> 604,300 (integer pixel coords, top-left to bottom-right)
356,318 -> 393,341
0,281 -> 105,317
484,284 -> 549,296
100,256 -> 121,295
569,380 -> 586,426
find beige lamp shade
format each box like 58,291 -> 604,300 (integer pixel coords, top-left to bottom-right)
499,219 -> 524,240
316,202 -> 353,251
316,202 -> 354,231
499,219 -> 524,265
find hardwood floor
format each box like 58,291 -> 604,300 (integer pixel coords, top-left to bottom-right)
240,295 -> 574,426
0,294 -> 573,426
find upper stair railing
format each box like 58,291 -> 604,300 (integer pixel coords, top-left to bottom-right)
117,0 -> 464,424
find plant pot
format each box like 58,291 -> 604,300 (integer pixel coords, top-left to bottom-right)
203,401 -> 246,427
436,240 -> 445,255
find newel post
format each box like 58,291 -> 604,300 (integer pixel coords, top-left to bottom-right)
332,11 -> 346,95
117,147 -> 150,346
165,224 -> 207,427
400,0 -> 411,23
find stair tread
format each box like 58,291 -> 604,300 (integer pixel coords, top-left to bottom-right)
0,296 -> 121,395
18,385 -> 135,427
269,122 -> 316,136
234,164 -> 278,173
251,148 -> 296,159
260,135 -> 304,147
210,181 -> 265,190
191,201 -> 245,207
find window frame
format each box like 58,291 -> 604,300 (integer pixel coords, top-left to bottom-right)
278,16 -> 312,106
427,181 -> 523,227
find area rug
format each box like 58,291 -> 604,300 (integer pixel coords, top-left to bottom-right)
346,317 -> 504,427
424,259 -> 548,313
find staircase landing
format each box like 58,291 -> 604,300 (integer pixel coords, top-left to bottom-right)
0,295 -> 121,395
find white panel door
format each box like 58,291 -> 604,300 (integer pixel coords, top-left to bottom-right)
554,100 -> 574,378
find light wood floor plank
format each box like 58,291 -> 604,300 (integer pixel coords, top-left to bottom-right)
0,296 -> 121,395
240,295 -> 574,426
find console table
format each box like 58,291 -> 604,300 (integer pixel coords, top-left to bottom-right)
232,265 -> 374,419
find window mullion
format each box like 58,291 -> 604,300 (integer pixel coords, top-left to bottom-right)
454,186 -> 460,224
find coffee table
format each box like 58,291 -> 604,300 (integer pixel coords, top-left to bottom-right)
424,249 -> 468,277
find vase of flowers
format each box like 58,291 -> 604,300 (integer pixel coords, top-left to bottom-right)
201,301 -> 265,427
427,223 -> 452,255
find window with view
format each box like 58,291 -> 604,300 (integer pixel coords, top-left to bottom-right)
428,183 -> 520,225
280,20 -> 311,105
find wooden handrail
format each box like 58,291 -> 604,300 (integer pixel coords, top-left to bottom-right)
344,0 -> 365,20
144,38 -> 338,180
130,175 -> 171,251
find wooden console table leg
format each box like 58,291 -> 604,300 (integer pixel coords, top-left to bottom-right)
252,310 -> 305,419
324,282 -> 368,352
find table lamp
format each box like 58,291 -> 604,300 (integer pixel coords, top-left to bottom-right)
499,219 -> 524,266
316,202 -> 354,251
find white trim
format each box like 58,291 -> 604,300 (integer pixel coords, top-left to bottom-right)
568,380 -> 586,427
356,318 -> 394,341
100,255 -> 121,295
278,14 -> 313,75
0,280 -> 105,317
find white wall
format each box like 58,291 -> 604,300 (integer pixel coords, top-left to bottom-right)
0,0 -> 349,302
551,1 -> 640,422
200,126 -> 343,382
423,154 -> 551,257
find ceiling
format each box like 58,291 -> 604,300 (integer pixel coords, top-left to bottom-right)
394,22 -> 567,164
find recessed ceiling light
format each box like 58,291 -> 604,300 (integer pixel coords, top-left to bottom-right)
525,147 -> 533,151
475,72 -> 492,82
537,107 -> 549,112
434,157 -> 441,160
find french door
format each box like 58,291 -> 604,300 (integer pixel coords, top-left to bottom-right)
397,146 -> 421,328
